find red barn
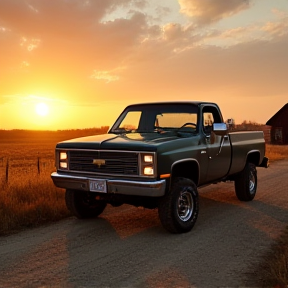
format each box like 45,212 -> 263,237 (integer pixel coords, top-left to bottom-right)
266,103 -> 288,144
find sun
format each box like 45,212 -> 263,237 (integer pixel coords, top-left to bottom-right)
35,102 -> 49,116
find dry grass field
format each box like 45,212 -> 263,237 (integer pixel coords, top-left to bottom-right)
0,128 -> 108,235
266,144 -> 288,163
0,129 -> 287,286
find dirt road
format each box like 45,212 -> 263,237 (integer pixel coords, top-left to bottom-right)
1,160 -> 287,287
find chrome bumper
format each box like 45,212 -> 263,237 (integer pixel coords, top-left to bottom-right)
51,172 -> 166,197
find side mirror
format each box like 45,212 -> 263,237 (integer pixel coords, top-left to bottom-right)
213,123 -> 228,136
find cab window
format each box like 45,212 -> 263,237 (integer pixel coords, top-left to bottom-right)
202,106 -> 222,134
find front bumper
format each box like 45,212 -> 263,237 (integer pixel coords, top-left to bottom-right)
51,172 -> 166,197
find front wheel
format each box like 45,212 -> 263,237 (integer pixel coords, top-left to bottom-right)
234,162 -> 257,201
65,189 -> 107,219
158,177 -> 199,233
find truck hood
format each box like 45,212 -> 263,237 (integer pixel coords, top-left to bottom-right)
56,132 -> 182,151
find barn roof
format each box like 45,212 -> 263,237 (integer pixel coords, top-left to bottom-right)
266,103 -> 288,126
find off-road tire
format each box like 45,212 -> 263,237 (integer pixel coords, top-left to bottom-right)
65,189 -> 107,219
158,177 -> 199,233
234,162 -> 257,201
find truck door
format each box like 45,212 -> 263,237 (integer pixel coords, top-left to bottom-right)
202,106 -> 231,182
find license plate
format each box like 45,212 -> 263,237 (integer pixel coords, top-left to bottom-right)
89,179 -> 107,193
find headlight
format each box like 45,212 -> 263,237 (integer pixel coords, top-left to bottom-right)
140,152 -> 156,177
58,151 -> 68,170
60,152 -> 67,160
144,155 -> 153,163
60,162 -> 68,169
144,166 -> 154,176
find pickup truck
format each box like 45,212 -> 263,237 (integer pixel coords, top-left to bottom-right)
51,102 -> 269,233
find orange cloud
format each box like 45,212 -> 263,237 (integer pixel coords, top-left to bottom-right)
261,10 -> 288,37
178,0 -> 251,24
90,67 -> 126,83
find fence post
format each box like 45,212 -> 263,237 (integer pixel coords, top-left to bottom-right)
5,158 -> 9,184
37,157 -> 40,175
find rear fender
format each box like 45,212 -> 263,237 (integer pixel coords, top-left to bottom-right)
246,150 -> 261,167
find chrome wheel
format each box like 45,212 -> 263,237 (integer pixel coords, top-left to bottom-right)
249,171 -> 256,194
177,189 -> 194,222
158,177 -> 199,233
235,162 -> 257,201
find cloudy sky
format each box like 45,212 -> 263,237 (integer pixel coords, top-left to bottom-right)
0,0 -> 287,130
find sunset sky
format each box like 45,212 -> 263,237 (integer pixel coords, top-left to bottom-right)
0,0 -> 287,130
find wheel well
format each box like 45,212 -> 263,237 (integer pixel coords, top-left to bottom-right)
246,151 -> 260,166
171,160 -> 199,185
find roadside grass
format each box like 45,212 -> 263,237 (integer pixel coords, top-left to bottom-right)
0,133 -> 287,286
266,144 -> 288,163
0,160 -> 70,235
256,144 -> 288,287
258,226 -> 288,287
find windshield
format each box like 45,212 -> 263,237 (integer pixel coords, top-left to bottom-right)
110,103 -> 198,134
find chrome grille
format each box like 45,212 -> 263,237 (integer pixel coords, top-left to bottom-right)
69,150 -> 139,175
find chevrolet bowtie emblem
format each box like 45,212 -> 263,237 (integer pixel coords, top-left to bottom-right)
93,159 -> 106,168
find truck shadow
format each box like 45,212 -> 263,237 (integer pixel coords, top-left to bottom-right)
26,180 -> 284,288
65,180 -> 288,239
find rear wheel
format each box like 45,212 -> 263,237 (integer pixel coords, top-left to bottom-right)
65,189 -> 107,218
234,162 -> 257,201
158,177 -> 199,233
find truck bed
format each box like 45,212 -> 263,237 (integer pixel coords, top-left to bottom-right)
228,131 -> 266,175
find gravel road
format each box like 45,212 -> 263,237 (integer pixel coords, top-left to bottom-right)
1,160 -> 287,288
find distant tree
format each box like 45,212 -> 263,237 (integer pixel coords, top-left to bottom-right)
233,120 -> 265,131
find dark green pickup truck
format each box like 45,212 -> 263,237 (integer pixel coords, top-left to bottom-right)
51,102 -> 269,233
